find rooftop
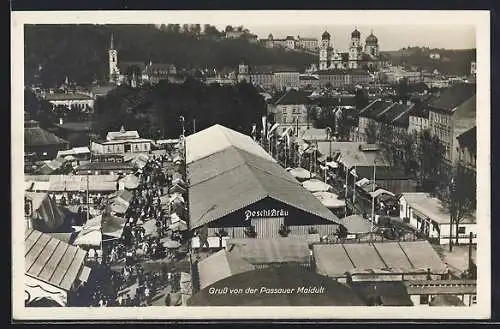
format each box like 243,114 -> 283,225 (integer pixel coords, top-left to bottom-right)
429,83 -> 476,111
400,192 -> 476,225
43,92 -> 93,101
25,126 -> 69,147
314,142 -> 390,169
456,126 -> 476,152
106,128 -> 140,141
185,124 -> 275,164
313,240 -> 447,278
25,229 -> 88,291
274,89 -> 312,106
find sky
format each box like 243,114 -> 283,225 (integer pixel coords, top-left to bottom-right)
213,24 -> 476,51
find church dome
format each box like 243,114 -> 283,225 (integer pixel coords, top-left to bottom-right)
268,33 -> 273,40
366,32 -> 378,44
351,28 -> 361,38
322,30 -> 331,40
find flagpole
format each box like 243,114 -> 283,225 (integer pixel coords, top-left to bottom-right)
352,165 -> 356,215
370,160 -> 376,241
344,166 -> 348,218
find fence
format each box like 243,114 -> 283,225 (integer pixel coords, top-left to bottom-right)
207,224 -> 339,239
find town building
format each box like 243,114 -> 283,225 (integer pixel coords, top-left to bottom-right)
273,68 -> 301,90
186,124 -> 340,239
24,229 -> 91,307
108,33 -> 177,86
273,89 -> 313,135
41,92 -> 95,112
427,83 -> 476,163
299,74 -> 320,90
380,66 -> 423,84
399,192 -> 477,245
90,126 -> 152,155
319,29 -> 388,71
355,99 -> 413,143
316,69 -> 372,88
456,126 -> 476,173
470,62 -> 477,77
260,34 -> 319,52
408,102 -> 430,134
24,120 -> 70,160
249,65 -> 275,90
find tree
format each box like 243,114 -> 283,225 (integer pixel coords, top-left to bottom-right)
364,120 -> 378,144
225,25 -> 233,33
417,128 -> 446,191
440,163 -> 476,246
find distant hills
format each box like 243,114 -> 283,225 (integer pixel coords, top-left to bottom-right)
24,24 -> 316,87
381,47 -> 476,75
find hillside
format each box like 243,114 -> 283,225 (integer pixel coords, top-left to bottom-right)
24,24 -> 316,87
381,47 -> 476,76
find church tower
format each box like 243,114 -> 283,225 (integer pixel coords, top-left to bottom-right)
348,28 -> 362,69
109,33 -> 120,84
364,30 -> 379,59
319,31 -> 331,71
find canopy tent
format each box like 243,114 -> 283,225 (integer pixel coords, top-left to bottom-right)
141,219 -> 159,237
160,238 -> 181,249
172,177 -> 186,187
169,184 -> 187,195
109,190 -> 134,214
73,214 -> 127,247
25,192 -> 66,232
369,188 -> 396,199
313,191 -> 346,209
119,174 -> 140,190
168,220 -> 188,232
288,167 -> 315,181
325,161 -> 339,169
355,178 -> 370,187
302,179 -> 332,193
429,295 -> 465,306
170,212 -> 182,224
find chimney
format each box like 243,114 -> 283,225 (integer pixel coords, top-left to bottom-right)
59,117 -> 64,125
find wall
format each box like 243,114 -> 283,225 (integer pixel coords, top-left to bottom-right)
273,72 -> 300,90
408,115 -> 429,134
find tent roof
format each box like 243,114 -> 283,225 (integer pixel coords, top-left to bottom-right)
338,215 -> 372,233
313,241 -> 447,277
25,192 -> 65,231
188,265 -> 367,306
197,249 -> 256,290
185,124 -> 276,164
25,229 -> 87,291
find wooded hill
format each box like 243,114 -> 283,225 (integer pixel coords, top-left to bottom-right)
24,24 -> 316,87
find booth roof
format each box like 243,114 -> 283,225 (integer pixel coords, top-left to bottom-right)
189,161 -> 339,229
313,240 -> 447,278
185,124 -> 275,164
197,249 -> 256,290
25,229 -> 87,291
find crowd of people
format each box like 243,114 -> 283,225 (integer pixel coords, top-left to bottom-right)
74,151 -> 190,307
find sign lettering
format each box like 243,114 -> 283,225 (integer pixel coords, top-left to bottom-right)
245,209 -> 289,221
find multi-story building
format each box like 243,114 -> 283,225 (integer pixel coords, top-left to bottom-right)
261,34 -> 318,51
299,74 -> 320,90
42,92 -> 95,112
24,120 -> 70,160
408,103 -> 430,134
273,69 -> 300,90
428,83 -> 476,163
355,99 -> 413,143
319,29 -> 388,71
456,126 -> 476,172
250,65 -> 275,90
316,69 -> 372,88
273,89 -> 312,135
91,126 -> 152,155
296,36 -> 319,52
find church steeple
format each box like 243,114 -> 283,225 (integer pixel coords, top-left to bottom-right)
110,32 -> 114,50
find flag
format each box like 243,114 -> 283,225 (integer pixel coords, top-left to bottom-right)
350,168 -> 358,177
262,116 -> 267,139
251,124 -> 256,140
268,123 -> 279,138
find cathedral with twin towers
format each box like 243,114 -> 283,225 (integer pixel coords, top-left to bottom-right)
319,28 -> 386,71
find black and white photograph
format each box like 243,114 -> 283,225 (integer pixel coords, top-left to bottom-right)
11,10 -> 490,320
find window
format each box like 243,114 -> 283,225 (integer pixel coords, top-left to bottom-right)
419,295 -> 429,305
472,295 -> 477,304
458,226 -> 466,234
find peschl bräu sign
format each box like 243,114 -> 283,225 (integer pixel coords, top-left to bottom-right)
245,209 -> 289,221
